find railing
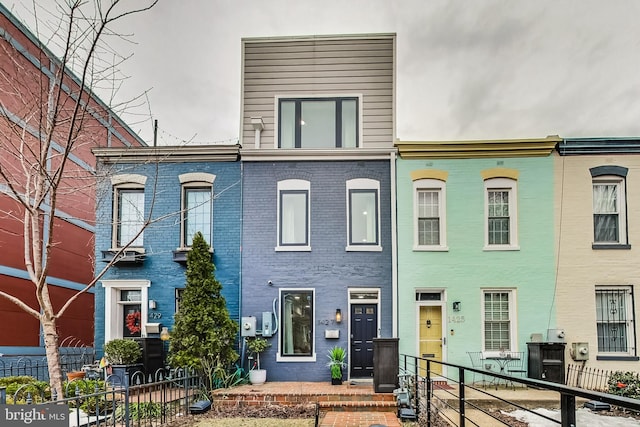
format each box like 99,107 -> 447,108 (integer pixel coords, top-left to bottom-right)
2,367 -> 204,427
0,348 -> 96,381
400,353 -> 640,427
565,363 -> 637,392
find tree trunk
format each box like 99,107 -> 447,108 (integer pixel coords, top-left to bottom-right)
42,318 -> 63,399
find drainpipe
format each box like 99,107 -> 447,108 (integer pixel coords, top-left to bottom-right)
251,117 -> 264,149
390,150 -> 398,338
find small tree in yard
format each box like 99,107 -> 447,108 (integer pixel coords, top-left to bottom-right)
168,232 -> 239,371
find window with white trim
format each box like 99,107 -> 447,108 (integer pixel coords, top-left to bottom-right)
102,279 -> 150,342
482,290 -> 516,353
592,178 -> 626,245
114,187 -> 145,248
484,178 -> 518,250
414,179 -> 447,250
278,97 -> 359,148
346,179 -> 381,251
278,289 -> 315,361
595,286 -> 636,355
277,179 -> 310,250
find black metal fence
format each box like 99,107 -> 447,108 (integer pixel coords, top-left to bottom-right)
565,363 -> 639,393
1,367 -> 203,427
0,347 -> 96,381
399,353 -> 640,427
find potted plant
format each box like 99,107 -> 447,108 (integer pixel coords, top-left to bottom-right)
103,338 -> 143,386
327,346 -> 347,385
246,337 -> 270,385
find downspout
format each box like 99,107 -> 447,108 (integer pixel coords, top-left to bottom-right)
251,117 -> 264,149
391,150 -> 398,338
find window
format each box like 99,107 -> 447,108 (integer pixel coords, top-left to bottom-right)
179,173 -> 215,248
115,188 -> 145,247
484,177 -> 518,250
102,279 -> 150,341
278,289 -> 315,361
278,97 -> 359,148
596,287 -> 636,355
593,179 -> 627,245
414,178 -> 447,250
346,179 -> 380,250
483,290 -> 516,353
277,179 -> 310,250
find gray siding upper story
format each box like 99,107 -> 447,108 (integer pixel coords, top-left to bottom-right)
240,34 -> 396,150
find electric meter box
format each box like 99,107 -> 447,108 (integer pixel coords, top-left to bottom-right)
241,316 -> 257,337
572,342 -> 589,361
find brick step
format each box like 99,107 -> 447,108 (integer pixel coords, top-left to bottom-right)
319,399 -> 398,412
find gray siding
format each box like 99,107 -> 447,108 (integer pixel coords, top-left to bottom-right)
241,35 -> 395,149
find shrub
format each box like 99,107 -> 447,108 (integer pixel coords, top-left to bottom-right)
104,339 -> 142,365
608,371 -> 640,398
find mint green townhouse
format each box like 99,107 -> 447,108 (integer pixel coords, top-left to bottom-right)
394,136 -> 561,380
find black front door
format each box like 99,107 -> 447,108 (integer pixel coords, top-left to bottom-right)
350,304 -> 377,378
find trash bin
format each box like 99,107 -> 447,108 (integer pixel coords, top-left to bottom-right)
373,338 -> 399,393
527,342 -> 566,384
133,338 -> 164,379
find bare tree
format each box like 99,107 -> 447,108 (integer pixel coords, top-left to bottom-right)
0,0 -> 157,398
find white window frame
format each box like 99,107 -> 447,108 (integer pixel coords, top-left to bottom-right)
346,178 -> 382,252
413,179 -> 447,251
178,173 -> 216,250
110,174 -> 147,250
102,279 -> 150,342
484,178 -> 519,251
595,286 -> 636,356
481,289 -> 517,356
276,288 -> 316,362
275,94 -> 364,149
276,179 -> 311,251
592,177 -> 627,245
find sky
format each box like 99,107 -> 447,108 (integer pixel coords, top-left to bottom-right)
5,0 -> 640,146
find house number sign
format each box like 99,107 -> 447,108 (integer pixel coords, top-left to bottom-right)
448,315 -> 465,323
149,312 -> 162,319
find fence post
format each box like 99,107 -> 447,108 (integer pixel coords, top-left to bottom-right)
458,367 -> 466,427
426,359 -> 431,425
124,384 -> 130,427
560,393 -> 576,427
0,386 -> 5,404
413,356 -> 419,415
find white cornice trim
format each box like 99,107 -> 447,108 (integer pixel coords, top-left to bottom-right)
240,148 -> 396,161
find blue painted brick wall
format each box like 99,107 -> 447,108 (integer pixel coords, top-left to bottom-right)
241,160 -> 393,381
94,160 -> 241,353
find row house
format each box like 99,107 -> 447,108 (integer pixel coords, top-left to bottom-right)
555,138 -> 640,371
394,137 -> 560,380
0,4 -> 145,357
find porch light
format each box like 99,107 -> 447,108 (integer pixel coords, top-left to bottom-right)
335,309 -> 342,323
160,327 -> 171,341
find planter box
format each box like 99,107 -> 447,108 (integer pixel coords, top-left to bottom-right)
110,363 -> 144,387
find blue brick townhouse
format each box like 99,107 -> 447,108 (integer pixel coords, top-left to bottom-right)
92,145 -> 241,353
238,34 -> 397,382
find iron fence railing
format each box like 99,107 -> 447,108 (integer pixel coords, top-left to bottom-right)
0,348 -> 96,381
565,362 -> 639,393
0,367 -> 203,427
400,353 -> 640,427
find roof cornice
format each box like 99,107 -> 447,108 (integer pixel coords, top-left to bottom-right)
240,148 -> 396,161
558,138 -> 640,155
395,136 -> 560,159
93,145 -> 240,163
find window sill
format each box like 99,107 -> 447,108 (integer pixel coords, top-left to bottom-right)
596,355 -> 639,361
275,245 -> 311,252
592,243 -> 631,250
276,353 -> 317,362
413,246 -> 449,252
483,245 -> 520,251
173,247 -> 214,263
345,245 -> 382,252
102,248 -> 145,264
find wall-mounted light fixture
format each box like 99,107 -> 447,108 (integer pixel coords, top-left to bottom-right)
453,301 -> 461,312
335,309 -> 342,323
160,327 -> 171,342
148,300 -> 157,310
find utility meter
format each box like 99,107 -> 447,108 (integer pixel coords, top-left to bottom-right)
241,316 -> 256,337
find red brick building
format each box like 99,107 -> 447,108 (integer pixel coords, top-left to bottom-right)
0,4 -> 145,355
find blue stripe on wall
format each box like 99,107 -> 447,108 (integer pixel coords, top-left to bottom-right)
0,265 -> 95,293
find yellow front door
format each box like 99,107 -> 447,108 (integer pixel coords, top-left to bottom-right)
419,306 -> 443,375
